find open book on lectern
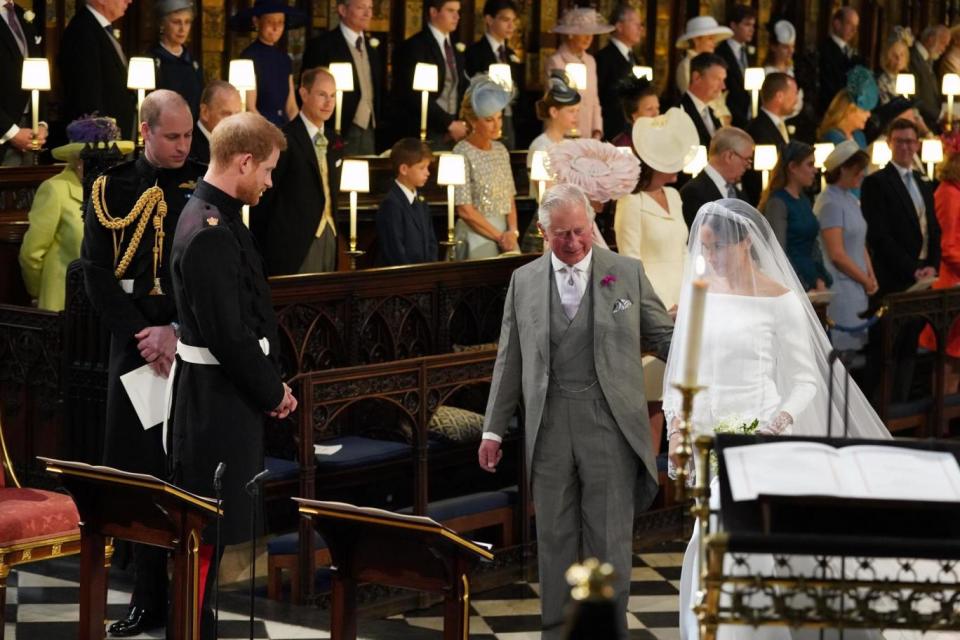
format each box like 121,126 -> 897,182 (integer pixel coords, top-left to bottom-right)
723,442 -> 960,503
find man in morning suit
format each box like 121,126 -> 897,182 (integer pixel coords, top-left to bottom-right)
190,80 -> 241,164
392,0 -> 468,150
376,138 -> 438,266
817,7 -> 863,116
679,126 -> 753,228
302,0 -> 384,155
909,26 -> 950,134
742,72 -> 797,205
464,0 -> 522,149
58,0 -> 136,140
479,183 -> 673,639
80,90 -> 203,638
596,2 -> 645,141
252,66 -> 341,275
714,4 -> 755,129
679,53 -> 727,148
861,118 -> 941,402
169,111 -> 297,640
0,0 -> 47,166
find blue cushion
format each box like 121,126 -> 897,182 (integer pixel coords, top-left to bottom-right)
267,530 -> 326,556
397,491 -> 511,521
264,457 -> 299,482
315,436 -> 411,470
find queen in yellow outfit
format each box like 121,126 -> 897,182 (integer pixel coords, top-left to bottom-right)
18,117 -> 133,311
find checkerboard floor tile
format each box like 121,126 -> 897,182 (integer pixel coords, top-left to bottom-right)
6,539 -> 684,639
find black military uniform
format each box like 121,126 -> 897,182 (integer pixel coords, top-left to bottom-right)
80,154 -> 204,632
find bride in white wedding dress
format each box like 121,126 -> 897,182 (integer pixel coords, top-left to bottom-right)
662,200 -> 896,640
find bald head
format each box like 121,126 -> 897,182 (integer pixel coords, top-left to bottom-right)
141,90 -> 194,169
141,89 -> 192,130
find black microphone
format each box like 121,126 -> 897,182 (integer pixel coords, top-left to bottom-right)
214,462 -> 226,492
246,468 -> 270,640
244,469 -> 270,496
213,462 -> 226,638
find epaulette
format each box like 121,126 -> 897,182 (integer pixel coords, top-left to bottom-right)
100,158 -> 137,176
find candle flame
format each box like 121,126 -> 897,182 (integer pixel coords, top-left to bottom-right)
695,255 -> 706,277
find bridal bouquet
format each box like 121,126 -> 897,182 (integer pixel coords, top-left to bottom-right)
710,416 -> 760,475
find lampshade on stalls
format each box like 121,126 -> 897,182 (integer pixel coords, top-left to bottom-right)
127,57 -> 156,90
412,63 -> 439,92
632,66 -> 653,81
813,143 -> 835,169
339,159 -> 370,192
487,63 -> 513,91
871,140 -> 892,168
437,153 -> 466,185
894,73 -> 916,97
682,145 -> 708,176
329,62 -> 354,92
529,150 -> 552,182
743,67 -> 765,91
228,59 -> 256,90
21,58 -> 51,90
921,138 -> 944,164
565,63 -> 587,90
752,145 -> 778,171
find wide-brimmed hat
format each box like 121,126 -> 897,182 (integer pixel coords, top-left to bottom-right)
156,0 -> 193,18
823,139 -> 863,171
52,116 -> 133,162
546,139 -> 640,204
229,0 -> 306,32
551,7 -> 614,35
466,75 -> 513,118
631,107 -> 699,173
676,16 -> 733,48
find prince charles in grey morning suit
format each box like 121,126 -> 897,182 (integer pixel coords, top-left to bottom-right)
480,184 -> 673,638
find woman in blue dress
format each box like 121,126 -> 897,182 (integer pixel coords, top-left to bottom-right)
149,0 -> 204,119
230,0 -> 306,127
814,140 -> 878,352
759,141 -> 832,292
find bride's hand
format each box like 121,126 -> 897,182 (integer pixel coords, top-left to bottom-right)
667,417 -> 683,468
758,411 -> 793,435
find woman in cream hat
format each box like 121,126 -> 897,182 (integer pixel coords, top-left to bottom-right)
453,76 -> 519,260
614,107 -> 699,437
675,15 -> 733,125
18,117 -> 133,311
148,0 -> 204,118
545,7 -> 613,140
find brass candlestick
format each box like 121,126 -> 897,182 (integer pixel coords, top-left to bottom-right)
345,247 -> 365,271
671,383 -> 705,500
440,230 -> 459,261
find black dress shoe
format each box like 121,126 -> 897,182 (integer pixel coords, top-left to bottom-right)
108,606 -> 163,637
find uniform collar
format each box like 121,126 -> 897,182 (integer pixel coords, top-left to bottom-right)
194,179 -> 244,220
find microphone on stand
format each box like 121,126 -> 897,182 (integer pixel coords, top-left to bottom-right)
245,469 -> 270,640
213,462 -> 226,637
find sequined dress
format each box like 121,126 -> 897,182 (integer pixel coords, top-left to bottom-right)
453,139 -> 516,259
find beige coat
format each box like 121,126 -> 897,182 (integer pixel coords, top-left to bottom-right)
545,44 -> 603,138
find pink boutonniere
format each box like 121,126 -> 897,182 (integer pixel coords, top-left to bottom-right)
601,274 -> 617,287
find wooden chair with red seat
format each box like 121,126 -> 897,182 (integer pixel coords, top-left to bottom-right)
0,416 -> 102,638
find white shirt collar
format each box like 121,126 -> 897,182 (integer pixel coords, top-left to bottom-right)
893,161 -> 913,177
551,249 -> 593,274
916,42 -> 930,61
686,90 -> 708,114
761,107 -> 783,127
87,5 -> 112,28
485,32 -> 503,56
703,163 -> 730,195
395,180 -> 417,204
197,120 -> 212,141
610,37 -> 631,61
830,33 -> 849,53
300,111 -> 322,142
340,22 -> 362,49
727,38 -> 744,57
428,23 -> 451,52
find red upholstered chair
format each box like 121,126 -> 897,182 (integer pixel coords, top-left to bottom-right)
0,417 -> 91,638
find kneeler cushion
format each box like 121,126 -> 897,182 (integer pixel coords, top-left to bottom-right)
0,488 -> 79,542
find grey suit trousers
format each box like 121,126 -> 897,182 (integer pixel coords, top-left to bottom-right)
533,392 -> 639,640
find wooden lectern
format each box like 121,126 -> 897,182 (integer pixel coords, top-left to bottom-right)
40,457 -> 221,640
295,498 -> 494,640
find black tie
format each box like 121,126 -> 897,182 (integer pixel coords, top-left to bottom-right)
355,35 -> 363,52
498,44 -> 508,63
628,51 -> 637,65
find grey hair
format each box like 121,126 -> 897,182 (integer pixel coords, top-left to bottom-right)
537,183 -> 595,231
920,25 -> 948,45
709,126 -> 754,158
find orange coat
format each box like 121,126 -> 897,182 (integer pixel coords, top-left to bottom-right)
919,180 -> 960,356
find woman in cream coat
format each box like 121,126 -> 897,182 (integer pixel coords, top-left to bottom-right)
615,108 -> 699,445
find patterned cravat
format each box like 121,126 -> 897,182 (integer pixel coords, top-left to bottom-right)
739,46 -> 747,71
702,107 -> 716,137
726,183 -> 737,199
355,35 -> 363,53
560,266 -> 582,320
443,38 -> 457,76
314,132 -> 336,238
3,1 -> 26,56
776,119 -> 790,142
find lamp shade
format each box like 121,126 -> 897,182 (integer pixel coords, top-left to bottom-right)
753,144 -> 778,171
21,58 -> 50,91
488,63 -> 513,91
530,150 -> 552,182
813,142 -> 835,169
922,138 -> 944,164
682,145 -> 708,175
632,66 -> 653,81
943,73 -> 960,96
413,63 -> 439,92
228,59 -> 257,90
895,73 -> 916,96
329,62 -> 354,92
565,63 -> 587,90
437,153 -> 466,186
127,57 -> 156,90
339,159 -> 370,192
871,140 -> 892,168
743,67 -> 765,91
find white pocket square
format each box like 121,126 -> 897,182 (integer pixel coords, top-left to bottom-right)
613,298 -> 633,314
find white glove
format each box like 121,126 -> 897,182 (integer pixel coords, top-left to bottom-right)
757,411 -> 793,436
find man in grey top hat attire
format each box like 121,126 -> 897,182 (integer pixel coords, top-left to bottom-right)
479,182 -> 673,639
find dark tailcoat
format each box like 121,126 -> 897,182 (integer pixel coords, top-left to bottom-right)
251,115 -> 342,275
678,169 -> 742,229
679,92 -> 721,148
908,44 -> 942,134
375,182 -> 438,266
170,180 -> 285,544
817,37 -> 863,116
715,39 -> 751,129
0,2 -> 42,158
58,7 -> 135,138
391,29 -> 467,140
302,26 -> 384,142
596,42 -> 636,141
742,109 -> 788,205
861,162 -> 941,296
189,124 -> 210,164
80,156 -> 204,474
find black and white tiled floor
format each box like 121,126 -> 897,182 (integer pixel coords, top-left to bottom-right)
6,540 -> 683,639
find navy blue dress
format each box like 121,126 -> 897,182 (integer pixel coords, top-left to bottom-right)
241,39 -> 292,126
149,44 -> 205,119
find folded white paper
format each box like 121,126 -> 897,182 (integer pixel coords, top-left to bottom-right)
314,444 -> 343,456
120,364 -> 168,430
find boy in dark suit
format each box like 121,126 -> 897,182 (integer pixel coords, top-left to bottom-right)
376,138 -> 438,266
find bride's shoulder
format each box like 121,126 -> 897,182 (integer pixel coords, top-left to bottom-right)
754,273 -> 791,297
